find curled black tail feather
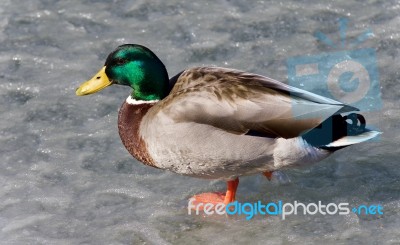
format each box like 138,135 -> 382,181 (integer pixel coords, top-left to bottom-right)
343,113 -> 366,135
302,113 -> 367,148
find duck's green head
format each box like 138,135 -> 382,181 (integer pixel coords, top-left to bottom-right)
76,44 -> 169,100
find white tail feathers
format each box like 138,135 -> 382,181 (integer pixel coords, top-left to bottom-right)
325,130 -> 381,148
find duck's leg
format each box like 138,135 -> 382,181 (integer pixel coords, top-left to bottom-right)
263,171 -> 274,181
189,178 -> 239,210
224,178 -> 239,204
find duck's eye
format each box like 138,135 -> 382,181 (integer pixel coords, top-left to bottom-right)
115,58 -> 128,65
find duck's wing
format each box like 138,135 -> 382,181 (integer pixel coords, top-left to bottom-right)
156,67 -> 358,139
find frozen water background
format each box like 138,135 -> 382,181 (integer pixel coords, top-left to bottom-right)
0,0 -> 399,244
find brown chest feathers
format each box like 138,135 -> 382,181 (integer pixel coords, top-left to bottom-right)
118,101 -> 158,168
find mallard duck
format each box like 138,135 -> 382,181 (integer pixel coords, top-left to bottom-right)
76,44 -> 380,207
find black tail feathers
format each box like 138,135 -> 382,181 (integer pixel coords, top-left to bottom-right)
342,113 -> 366,135
302,113 -> 367,149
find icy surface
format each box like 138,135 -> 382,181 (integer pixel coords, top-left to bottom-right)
0,0 -> 399,244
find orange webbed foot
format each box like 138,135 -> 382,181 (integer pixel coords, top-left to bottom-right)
189,178 -> 239,211
263,171 -> 274,181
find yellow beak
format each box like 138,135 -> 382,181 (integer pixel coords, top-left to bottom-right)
76,66 -> 112,96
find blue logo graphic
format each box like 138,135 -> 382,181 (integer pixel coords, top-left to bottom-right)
287,18 -> 382,111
